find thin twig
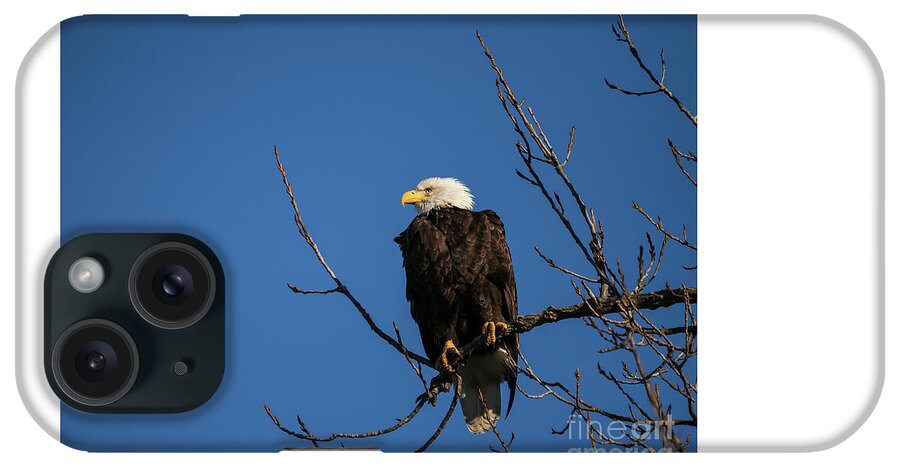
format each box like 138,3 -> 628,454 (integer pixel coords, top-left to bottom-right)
275,145 -> 432,368
667,139 -> 697,186
606,15 -> 697,126
415,377 -> 461,452
632,201 -> 697,250
264,401 -> 425,444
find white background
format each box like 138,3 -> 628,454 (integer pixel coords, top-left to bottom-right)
2,1 -> 895,473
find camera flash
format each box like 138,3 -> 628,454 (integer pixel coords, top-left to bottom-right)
173,361 -> 189,376
68,257 -> 105,293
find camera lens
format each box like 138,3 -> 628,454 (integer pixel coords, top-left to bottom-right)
129,242 -> 216,329
51,319 -> 139,407
75,341 -> 118,384
160,269 -> 188,297
153,264 -> 194,305
85,351 -> 106,372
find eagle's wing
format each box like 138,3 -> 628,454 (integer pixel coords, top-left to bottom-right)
478,210 -> 519,414
395,216 -> 456,365
480,210 -> 518,325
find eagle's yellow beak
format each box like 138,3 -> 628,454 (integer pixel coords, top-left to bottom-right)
401,189 -> 427,206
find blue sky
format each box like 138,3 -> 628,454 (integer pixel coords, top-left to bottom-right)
60,15 -> 696,452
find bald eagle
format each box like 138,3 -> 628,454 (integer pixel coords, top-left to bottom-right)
395,177 -> 519,434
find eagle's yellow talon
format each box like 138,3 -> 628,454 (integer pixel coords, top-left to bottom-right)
482,321 -> 510,348
436,340 -> 461,374
482,322 -> 497,346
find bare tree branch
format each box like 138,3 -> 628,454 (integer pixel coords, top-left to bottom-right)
275,145 -> 432,368
264,400 -> 425,445
667,139 -> 697,187
478,31 -> 613,292
415,376 -> 461,452
632,201 -> 697,250
514,287 -> 695,335
607,15 -> 697,126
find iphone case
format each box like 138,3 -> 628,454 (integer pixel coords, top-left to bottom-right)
16,14 -> 882,452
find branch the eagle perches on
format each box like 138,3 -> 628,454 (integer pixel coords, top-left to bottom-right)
265,15 -> 697,452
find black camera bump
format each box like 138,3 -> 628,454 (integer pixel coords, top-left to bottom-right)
44,233 -> 225,413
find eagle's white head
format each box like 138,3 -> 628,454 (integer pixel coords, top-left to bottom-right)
401,177 -> 474,214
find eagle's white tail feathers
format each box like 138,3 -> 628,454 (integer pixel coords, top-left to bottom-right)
458,348 -> 511,434
461,379 -> 501,434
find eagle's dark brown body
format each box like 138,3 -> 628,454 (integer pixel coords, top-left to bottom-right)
395,207 -> 518,431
